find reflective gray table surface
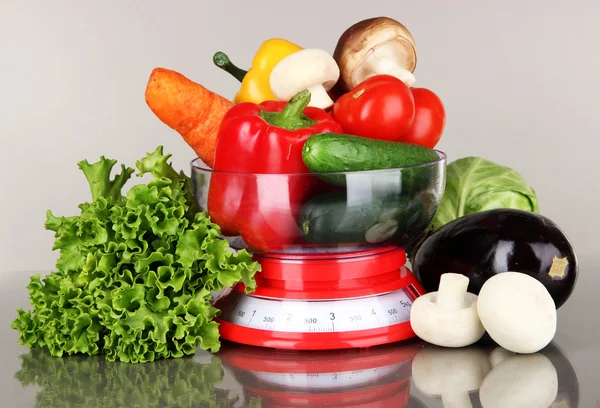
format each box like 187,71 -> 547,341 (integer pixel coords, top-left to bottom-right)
1,257 -> 598,408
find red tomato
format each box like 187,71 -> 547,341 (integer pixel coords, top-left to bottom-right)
401,88 -> 446,148
332,75 -> 415,141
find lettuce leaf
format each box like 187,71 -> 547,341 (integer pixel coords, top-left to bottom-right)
14,348 -> 262,407
11,146 -> 261,363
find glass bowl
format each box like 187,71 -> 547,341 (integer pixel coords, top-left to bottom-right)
191,152 -> 446,255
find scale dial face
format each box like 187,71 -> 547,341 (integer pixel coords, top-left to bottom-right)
218,287 -> 415,333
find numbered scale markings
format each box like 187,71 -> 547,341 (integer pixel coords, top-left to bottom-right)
219,288 -> 414,333
252,363 -> 406,390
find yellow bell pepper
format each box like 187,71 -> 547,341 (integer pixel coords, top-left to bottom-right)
213,38 -> 302,104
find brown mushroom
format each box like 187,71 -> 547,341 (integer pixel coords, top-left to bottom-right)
333,17 -> 417,93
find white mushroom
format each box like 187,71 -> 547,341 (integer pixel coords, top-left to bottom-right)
410,273 -> 486,347
479,348 -> 558,408
269,48 -> 340,110
477,272 -> 557,354
412,346 -> 492,408
333,17 -> 417,91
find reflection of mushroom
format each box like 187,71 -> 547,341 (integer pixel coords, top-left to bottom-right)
480,348 -> 558,408
488,346 -> 516,367
410,273 -> 486,347
365,219 -> 398,243
333,17 -> 417,92
477,272 -> 557,354
270,48 -> 340,110
412,346 -> 492,408
417,188 -> 438,215
378,207 -> 403,223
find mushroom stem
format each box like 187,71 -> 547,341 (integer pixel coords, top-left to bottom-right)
436,273 -> 469,310
440,392 -> 473,408
355,52 -> 416,87
306,84 -> 334,110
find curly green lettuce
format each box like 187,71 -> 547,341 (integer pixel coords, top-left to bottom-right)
11,146 -> 261,363
15,349 -> 262,407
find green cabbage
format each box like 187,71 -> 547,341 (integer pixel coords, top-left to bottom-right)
14,349 -> 262,407
432,156 -> 540,230
11,146 -> 261,363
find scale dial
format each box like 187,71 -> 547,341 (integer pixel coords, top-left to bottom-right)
219,288 -> 413,333
214,247 -> 426,350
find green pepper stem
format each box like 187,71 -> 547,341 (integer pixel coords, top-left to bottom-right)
213,51 -> 247,82
278,89 -> 311,121
259,89 -> 317,130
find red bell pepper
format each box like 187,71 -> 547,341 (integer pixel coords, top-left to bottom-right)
207,90 -> 343,251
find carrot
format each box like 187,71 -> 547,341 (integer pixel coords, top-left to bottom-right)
144,68 -> 233,168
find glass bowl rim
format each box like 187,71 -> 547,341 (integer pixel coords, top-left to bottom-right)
190,150 -> 447,176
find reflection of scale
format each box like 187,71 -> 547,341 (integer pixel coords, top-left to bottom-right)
214,246 -> 426,349
218,342 -> 421,407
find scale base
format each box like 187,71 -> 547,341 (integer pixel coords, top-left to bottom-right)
214,247 -> 426,350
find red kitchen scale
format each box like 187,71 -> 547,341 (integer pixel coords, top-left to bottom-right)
213,245 -> 426,350
192,149 -> 446,351
218,341 -> 421,407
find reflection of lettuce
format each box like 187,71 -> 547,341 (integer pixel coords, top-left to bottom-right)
11,147 -> 260,363
15,349 -> 261,407
432,157 -> 540,229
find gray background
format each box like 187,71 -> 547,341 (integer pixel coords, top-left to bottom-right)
1,0 -> 598,272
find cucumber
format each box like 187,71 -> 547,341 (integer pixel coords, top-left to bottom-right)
299,189 -> 437,245
298,191 -> 384,244
302,133 -> 441,186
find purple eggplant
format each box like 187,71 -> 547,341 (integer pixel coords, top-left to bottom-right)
412,209 -> 578,309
